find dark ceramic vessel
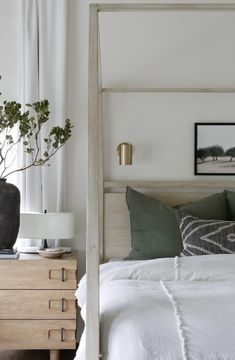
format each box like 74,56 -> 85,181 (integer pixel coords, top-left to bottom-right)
0,179 -> 20,249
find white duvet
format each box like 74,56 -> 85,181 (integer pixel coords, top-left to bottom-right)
75,254 -> 235,360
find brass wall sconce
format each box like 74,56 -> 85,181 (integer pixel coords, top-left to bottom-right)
117,143 -> 133,165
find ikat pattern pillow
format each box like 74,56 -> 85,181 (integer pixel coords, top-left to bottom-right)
176,210 -> 235,256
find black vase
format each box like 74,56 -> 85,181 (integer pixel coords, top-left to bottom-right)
0,179 -> 20,249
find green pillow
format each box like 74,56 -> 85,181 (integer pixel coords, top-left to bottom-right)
224,190 -> 235,220
126,187 -> 183,260
180,192 -> 228,220
126,187 -> 228,260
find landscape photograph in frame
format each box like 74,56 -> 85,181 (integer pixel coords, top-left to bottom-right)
195,123 -> 235,175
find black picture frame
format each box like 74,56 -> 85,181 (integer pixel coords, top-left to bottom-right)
194,122 -> 235,175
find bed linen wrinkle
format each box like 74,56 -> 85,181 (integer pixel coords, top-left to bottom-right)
75,254 -> 235,360
76,254 -> 235,307
169,280 -> 235,360
160,281 -> 189,360
97,280 -> 182,360
174,256 -> 179,280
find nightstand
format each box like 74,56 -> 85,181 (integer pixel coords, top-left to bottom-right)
0,252 -> 77,360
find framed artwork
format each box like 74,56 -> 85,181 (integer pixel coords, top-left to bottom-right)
194,123 -> 235,175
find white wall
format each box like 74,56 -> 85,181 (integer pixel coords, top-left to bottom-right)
67,0 -> 235,278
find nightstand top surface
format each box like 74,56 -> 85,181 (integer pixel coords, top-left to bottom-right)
1,252 -> 77,261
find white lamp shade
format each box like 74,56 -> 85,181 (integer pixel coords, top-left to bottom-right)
18,212 -> 75,239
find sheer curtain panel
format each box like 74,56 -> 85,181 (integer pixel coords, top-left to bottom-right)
18,0 -> 68,245
18,0 -> 68,212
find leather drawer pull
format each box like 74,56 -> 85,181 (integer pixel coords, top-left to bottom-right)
48,328 -> 65,341
62,298 -> 65,312
61,327 -> 65,342
48,268 -> 76,281
48,268 -> 66,281
48,328 -> 75,342
48,298 -> 66,312
61,267 -> 65,282
48,298 -> 76,312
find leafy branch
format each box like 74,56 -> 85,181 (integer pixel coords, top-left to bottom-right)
0,99 -> 73,179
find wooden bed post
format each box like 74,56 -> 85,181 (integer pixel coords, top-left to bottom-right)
87,4 -> 102,360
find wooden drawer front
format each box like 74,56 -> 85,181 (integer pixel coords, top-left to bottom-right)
0,290 -> 76,319
0,320 -> 76,350
0,259 -> 77,289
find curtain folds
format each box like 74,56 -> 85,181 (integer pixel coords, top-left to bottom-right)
18,0 -> 68,214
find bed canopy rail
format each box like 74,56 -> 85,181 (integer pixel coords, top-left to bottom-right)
97,3 -> 235,95
87,4 -> 235,360
98,3 -> 235,11
101,87 -> 235,93
104,180 -> 235,190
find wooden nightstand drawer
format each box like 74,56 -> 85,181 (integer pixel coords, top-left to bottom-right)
0,320 -> 76,350
0,254 -> 77,289
0,290 -> 76,319
0,252 -> 78,358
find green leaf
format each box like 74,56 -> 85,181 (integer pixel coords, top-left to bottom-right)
0,99 -> 73,178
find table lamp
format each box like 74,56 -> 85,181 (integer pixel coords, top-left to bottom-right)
17,211 -> 75,253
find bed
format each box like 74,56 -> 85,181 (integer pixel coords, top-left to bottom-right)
82,3 -> 235,360
76,254 -> 235,360
75,181 -> 235,360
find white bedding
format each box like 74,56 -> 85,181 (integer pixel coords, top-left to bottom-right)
75,254 -> 235,360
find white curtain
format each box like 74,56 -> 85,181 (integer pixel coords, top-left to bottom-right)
17,0 -> 68,214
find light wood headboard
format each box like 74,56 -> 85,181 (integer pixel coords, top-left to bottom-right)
103,180 -> 235,262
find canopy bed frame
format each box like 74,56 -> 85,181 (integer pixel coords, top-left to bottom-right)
87,4 -> 235,360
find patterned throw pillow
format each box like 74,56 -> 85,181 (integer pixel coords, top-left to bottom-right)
176,210 -> 235,256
